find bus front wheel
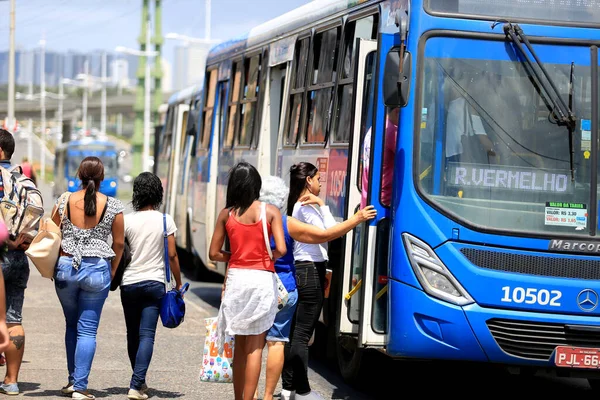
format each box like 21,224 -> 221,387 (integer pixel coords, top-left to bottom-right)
336,335 -> 364,382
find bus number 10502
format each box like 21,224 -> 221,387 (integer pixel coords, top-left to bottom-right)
500,286 -> 562,306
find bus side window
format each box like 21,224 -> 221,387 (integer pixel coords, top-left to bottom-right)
160,108 -> 174,157
225,61 -> 243,148
283,38 -> 310,146
237,54 -> 261,147
333,14 -> 378,144
199,69 -> 218,151
305,26 -> 340,144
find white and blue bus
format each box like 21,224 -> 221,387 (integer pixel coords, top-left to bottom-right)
155,85 -> 203,266
165,0 -> 600,386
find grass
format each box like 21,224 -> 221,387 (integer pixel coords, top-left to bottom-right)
31,162 -> 54,184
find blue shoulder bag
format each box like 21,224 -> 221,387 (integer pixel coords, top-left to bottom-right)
160,214 -> 190,329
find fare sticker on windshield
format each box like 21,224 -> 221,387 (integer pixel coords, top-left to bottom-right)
545,202 -> 587,229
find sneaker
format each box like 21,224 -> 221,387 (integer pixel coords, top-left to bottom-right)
281,389 -> 296,400
127,388 -> 149,400
72,391 -> 95,399
295,391 -> 324,400
60,383 -> 74,395
0,383 -> 19,396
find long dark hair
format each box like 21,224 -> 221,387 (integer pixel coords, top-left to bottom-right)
287,162 -> 318,216
226,162 -> 261,216
78,156 -> 104,216
132,172 -> 163,211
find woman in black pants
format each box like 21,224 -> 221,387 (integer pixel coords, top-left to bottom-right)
282,162 -> 337,400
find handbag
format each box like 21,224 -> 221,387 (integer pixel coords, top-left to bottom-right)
110,238 -> 131,291
159,213 -> 190,328
199,317 -> 234,383
25,192 -> 70,279
260,202 -> 289,311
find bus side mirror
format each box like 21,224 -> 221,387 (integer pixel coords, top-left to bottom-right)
383,49 -> 412,107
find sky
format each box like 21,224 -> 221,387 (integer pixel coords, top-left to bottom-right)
0,0 -> 311,66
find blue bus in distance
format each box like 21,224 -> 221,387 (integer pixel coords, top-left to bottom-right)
54,138 -> 119,198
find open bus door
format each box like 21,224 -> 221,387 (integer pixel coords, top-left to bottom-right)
167,103 -> 189,221
205,74 -> 229,275
337,38 -> 383,379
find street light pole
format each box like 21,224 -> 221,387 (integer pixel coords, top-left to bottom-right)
7,0 -> 16,130
205,0 -> 211,41
101,52 -> 107,135
27,82 -> 33,163
143,12 -> 152,172
58,78 -> 64,144
40,37 -> 46,181
82,60 -> 88,133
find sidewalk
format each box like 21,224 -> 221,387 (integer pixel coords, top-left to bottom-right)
16,271 -> 235,399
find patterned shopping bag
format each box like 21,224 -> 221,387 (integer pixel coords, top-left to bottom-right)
199,317 -> 235,383
276,274 -> 289,311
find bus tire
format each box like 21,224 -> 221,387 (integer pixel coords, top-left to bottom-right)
336,335 -> 364,382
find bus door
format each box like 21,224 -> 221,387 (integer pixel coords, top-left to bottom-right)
339,39 -> 379,343
167,103 -> 189,220
176,98 -> 200,251
205,75 -> 230,274
258,37 -> 296,176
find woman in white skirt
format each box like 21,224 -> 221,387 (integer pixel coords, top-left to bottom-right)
209,162 -> 286,400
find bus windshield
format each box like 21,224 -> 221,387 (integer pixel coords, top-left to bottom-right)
427,0 -> 600,25
67,150 -> 118,178
417,36 -> 595,237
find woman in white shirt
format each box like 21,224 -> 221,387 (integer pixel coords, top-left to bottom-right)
121,172 -> 183,400
281,162 -> 336,400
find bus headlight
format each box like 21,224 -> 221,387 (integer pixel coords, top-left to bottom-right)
402,233 -> 474,306
110,181 -> 117,188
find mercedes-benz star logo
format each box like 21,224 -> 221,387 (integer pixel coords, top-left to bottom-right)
577,289 -> 599,312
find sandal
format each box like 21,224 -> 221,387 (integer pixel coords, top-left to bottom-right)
72,390 -> 95,399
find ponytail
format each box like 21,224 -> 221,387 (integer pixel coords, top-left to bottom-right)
287,162 -> 318,216
84,180 -> 97,216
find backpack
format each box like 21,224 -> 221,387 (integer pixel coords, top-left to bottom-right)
0,165 -> 44,242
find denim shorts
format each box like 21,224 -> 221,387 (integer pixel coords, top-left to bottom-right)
2,251 -> 30,324
266,289 -> 298,342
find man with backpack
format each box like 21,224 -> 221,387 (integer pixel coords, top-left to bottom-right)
0,129 -> 44,395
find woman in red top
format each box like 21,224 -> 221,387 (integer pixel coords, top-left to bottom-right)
209,162 -> 286,400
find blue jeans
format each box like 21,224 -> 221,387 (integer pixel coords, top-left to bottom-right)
2,250 -> 30,324
54,256 -> 110,391
120,280 -> 165,390
266,289 -> 298,342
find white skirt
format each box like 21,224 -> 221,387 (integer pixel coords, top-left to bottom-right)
217,268 -> 277,352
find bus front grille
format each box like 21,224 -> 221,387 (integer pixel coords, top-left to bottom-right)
487,319 -> 600,360
460,248 -> 600,280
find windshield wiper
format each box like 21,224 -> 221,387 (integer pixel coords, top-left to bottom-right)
502,22 -> 577,180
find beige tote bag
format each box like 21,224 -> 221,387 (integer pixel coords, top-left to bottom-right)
25,193 -> 70,279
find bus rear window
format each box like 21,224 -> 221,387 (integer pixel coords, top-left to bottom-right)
426,0 -> 600,25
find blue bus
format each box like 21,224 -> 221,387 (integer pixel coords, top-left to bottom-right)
54,138 -> 119,198
166,0 -> 600,387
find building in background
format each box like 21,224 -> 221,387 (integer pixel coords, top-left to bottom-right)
171,42 -> 209,91
0,49 -> 141,89
161,57 -> 172,93
111,58 -> 130,87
